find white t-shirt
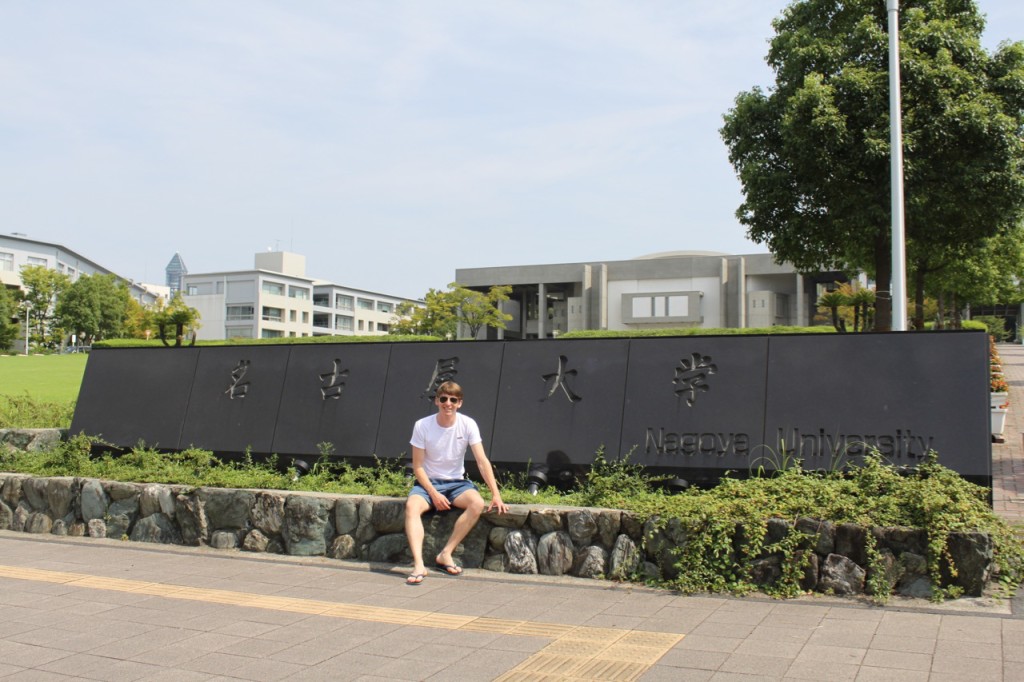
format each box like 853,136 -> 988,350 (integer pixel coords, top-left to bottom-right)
410,413 -> 482,480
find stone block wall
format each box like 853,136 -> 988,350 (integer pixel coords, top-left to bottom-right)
0,471 -> 995,598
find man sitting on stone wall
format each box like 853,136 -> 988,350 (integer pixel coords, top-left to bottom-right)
404,381 -> 508,585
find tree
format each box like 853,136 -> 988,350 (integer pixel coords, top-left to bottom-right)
390,283 -> 513,339
152,293 -> 201,347
925,220 -> 1024,326
817,290 -> 850,332
19,265 -> 70,346
721,0 -> 1024,330
450,283 -> 513,339
55,274 -> 133,345
0,286 -> 19,352
122,297 -> 153,339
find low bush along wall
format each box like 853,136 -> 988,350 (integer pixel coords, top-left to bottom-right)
0,470 -> 995,598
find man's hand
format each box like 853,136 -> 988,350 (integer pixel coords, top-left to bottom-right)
487,494 -> 509,515
429,489 -> 451,511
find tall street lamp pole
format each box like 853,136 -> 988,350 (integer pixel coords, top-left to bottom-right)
887,0 -> 908,331
23,302 -> 31,356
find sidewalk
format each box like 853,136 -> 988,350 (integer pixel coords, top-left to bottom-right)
992,342 -> 1024,524
1,530 -> 1021,681
0,343 -> 1022,681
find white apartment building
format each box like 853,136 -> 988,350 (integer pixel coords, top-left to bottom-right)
182,251 -> 420,340
311,285 -> 407,336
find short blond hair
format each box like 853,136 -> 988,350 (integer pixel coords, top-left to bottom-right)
436,381 -> 463,400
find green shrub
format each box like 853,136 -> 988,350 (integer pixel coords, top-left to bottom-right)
0,394 -> 75,429
972,316 -> 1010,342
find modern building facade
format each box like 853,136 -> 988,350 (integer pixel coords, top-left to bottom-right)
1,233 -> 163,352
181,251 -> 420,340
0,233 -> 161,304
455,251 -> 848,339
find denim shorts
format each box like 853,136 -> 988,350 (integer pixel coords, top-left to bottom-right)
409,478 -> 478,508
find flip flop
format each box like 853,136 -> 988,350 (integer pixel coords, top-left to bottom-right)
406,572 -> 426,585
435,562 -> 463,576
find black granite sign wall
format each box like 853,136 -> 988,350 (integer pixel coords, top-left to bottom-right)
69,331 -> 992,487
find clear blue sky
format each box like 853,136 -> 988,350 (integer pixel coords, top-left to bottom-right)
1,1 -> 1020,299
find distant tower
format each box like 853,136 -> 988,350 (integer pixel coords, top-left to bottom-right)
165,253 -> 187,296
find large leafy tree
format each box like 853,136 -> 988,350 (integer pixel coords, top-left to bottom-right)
925,221 -> 1024,321
55,273 -> 133,345
721,0 -> 1024,330
0,286 -> 20,351
19,265 -> 71,346
390,283 -> 512,339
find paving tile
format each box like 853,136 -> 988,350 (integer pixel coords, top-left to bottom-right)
783,659 -> 859,680
861,648 -> 931,672
0,641 -> 72,668
734,638 -> 803,659
853,667 -> 929,681
656,647 -> 728,671
930,651 -> 1004,677
793,643 -> 867,666
718,652 -> 794,678
676,634 -> 743,653
639,665 -> 715,681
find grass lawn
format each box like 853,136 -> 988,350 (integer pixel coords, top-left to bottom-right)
0,354 -> 88,402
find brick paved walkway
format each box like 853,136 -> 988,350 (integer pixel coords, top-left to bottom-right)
992,342 -> 1024,525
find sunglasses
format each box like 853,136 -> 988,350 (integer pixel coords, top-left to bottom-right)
436,395 -> 461,404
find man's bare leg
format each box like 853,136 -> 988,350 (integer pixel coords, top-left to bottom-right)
435,489 -> 485,572
404,495 -> 432,581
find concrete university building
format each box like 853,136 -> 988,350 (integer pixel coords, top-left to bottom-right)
456,251 -> 849,340
181,251 -> 421,340
1,233 -> 165,352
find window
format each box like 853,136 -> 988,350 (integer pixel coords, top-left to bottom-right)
622,292 -> 701,324
187,285 -> 199,296
262,281 -> 285,296
336,295 -> 353,310
377,323 -> 389,333
357,298 -> 374,310
262,306 -> 283,322
261,329 -> 284,338
336,315 -> 353,331
0,252 -> 12,272
368,321 -> 375,332
313,293 -> 330,306
27,256 -> 47,266
302,312 -> 309,324
313,313 -> 330,328
288,286 -> 309,300
377,302 -> 392,314
226,305 -> 254,321
226,326 -> 253,339
289,310 -> 297,322
358,320 -> 364,331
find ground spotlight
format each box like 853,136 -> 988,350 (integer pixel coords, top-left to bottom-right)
290,458 -> 311,480
660,477 -> 689,495
526,467 -> 548,496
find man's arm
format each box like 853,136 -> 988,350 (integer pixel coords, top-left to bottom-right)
470,442 -> 508,514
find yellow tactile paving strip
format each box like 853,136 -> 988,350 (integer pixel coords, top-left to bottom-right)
0,564 -> 682,681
